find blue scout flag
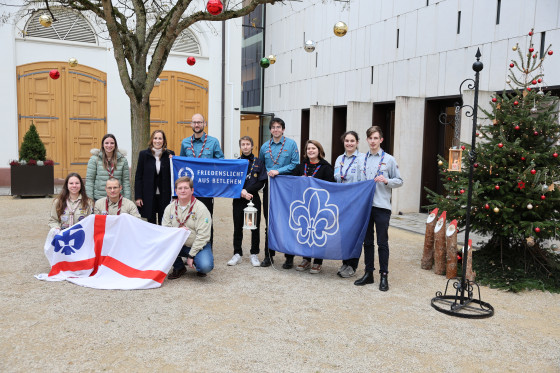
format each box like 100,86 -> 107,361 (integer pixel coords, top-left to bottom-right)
171,156 -> 249,198
268,175 -> 376,260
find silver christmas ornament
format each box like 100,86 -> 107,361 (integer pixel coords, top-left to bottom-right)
537,90 -> 544,96
304,40 -> 316,53
530,106 -> 538,114
506,78 -> 511,84
154,78 -> 161,87
527,203 -> 533,210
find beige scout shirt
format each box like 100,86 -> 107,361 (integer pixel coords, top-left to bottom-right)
161,199 -> 211,257
94,196 -> 141,218
48,197 -> 94,229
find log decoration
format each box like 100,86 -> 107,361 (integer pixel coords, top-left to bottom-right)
445,219 -> 458,279
433,211 -> 447,275
465,239 -> 476,282
421,207 -> 438,270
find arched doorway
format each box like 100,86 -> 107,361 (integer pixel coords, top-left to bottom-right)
149,71 -> 209,153
17,62 -> 107,179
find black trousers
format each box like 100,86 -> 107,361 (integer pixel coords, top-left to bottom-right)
263,183 -> 290,259
363,206 -> 391,274
198,197 -> 214,246
232,195 -> 261,256
148,194 -> 169,225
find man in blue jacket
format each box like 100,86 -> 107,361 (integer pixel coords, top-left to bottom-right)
258,118 -> 299,268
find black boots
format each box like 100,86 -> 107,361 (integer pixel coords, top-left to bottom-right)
379,273 -> 389,291
282,256 -> 294,269
354,271 -> 374,286
260,256 -> 274,267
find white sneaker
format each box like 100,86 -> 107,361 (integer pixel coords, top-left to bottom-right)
250,254 -> 260,267
227,254 -> 242,266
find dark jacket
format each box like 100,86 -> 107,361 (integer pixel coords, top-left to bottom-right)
292,158 -> 335,182
134,148 -> 175,219
241,153 -> 267,196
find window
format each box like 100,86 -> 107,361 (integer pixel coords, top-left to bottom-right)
540,32 -> 546,59
396,28 -> 399,48
496,0 -> 501,25
457,11 -> 461,34
152,29 -> 201,55
25,7 -> 96,44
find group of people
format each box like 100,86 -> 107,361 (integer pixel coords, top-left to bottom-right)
47,113 -> 403,291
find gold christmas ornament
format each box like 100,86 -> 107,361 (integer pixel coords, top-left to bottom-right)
268,55 -> 276,64
333,21 -> 348,37
493,207 -> 500,213
68,57 -> 78,67
512,45 -> 518,51
39,14 -> 53,27
526,236 -> 535,247
438,160 -> 443,166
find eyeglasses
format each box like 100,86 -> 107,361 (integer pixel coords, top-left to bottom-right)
106,187 -> 121,190
192,121 -> 204,125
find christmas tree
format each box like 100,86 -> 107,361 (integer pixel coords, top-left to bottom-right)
19,122 -> 46,162
426,30 -> 560,292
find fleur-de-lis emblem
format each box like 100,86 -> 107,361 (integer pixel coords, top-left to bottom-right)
51,225 -> 85,256
289,188 -> 338,247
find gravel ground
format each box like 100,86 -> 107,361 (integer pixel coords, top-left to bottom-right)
1,195 -> 559,372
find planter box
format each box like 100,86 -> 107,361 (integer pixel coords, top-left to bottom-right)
10,165 -> 54,196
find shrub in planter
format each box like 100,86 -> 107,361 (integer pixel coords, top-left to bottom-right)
19,122 -> 46,162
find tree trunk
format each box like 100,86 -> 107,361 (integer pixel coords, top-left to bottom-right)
421,208 -> 438,270
466,239 -> 476,282
130,99 -> 151,197
445,219 -> 458,279
433,211 -> 447,275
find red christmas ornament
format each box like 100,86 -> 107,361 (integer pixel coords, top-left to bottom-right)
527,87 -> 532,91
49,69 -> 60,79
498,143 -> 503,148
521,156 -> 526,161
461,145 -> 465,150
533,54 -> 537,58
538,78 -> 542,83
186,56 -> 196,66
513,101 -> 519,106
553,152 -> 558,158
529,31 -> 533,36
530,169 -> 536,174
206,0 -> 224,15
495,185 -> 500,190
484,204 -> 490,210
548,50 -> 553,55
529,47 -> 534,53
517,181 -> 525,190
474,163 -> 478,168
534,131 -> 539,136
532,79 -> 537,85
492,98 -> 497,102
460,189 -> 465,194
515,125 -> 520,130
509,63 -> 514,68
535,227 -> 540,233
447,177 -> 452,181
541,195 -> 546,200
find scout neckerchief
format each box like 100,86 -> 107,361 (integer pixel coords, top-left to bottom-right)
304,162 -> 321,177
66,197 -> 81,226
106,194 -> 123,215
268,137 -> 286,166
363,150 -> 386,179
244,156 -> 256,180
106,159 -> 115,177
340,154 -> 357,181
190,133 -> 208,158
175,196 -> 196,227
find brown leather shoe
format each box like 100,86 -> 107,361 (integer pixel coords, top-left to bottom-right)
168,267 -> 186,280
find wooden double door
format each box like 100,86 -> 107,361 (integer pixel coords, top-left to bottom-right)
17,62 -> 107,179
149,71 -> 209,154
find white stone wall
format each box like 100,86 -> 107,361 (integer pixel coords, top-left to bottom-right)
263,0 -> 560,212
0,0 -> 242,167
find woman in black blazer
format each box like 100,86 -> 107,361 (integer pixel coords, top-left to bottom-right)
135,130 -> 175,224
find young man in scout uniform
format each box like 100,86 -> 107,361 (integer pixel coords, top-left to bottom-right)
228,136 -> 267,267
258,118 -> 299,268
94,177 -> 141,218
354,126 -> 403,291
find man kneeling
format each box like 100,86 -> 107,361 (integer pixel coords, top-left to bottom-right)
163,176 -> 214,279
94,177 -> 141,217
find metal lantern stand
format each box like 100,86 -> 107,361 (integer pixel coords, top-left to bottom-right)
431,49 -> 494,318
